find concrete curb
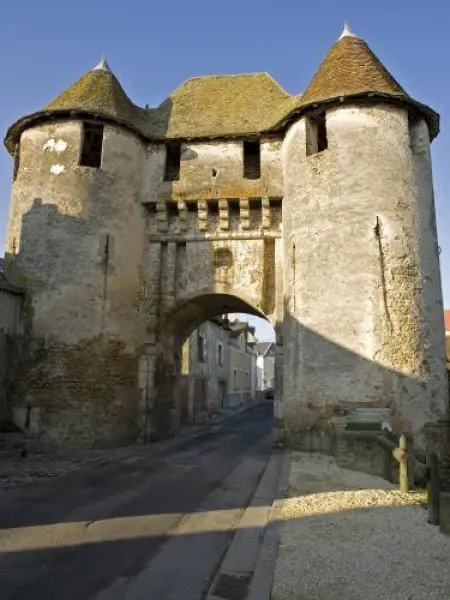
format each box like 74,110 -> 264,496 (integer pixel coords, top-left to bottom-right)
206,448 -> 286,600
246,449 -> 291,600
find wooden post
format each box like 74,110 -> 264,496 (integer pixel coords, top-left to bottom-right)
376,434 -> 428,483
427,450 -> 440,525
407,435 -> 415,489
399,434 -> 409,493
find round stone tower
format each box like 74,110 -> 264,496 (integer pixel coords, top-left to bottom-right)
282,25 -> 448,450
4,57 -> 148,449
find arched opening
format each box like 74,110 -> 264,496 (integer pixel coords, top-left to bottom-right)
143,290 -> 280,443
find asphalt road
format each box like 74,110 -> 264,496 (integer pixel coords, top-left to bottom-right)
0,402 -> 273,600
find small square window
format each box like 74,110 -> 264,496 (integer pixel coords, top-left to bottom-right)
79,122 -> 104,168
13,152 -> 20,181
164,142 -> 181,181
306,112 -> 328,156
243,140 -> 261,179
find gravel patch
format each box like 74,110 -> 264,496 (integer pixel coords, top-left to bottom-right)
271,452 -> 450,600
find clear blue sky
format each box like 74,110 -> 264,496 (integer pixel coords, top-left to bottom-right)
0,1 -> 448,343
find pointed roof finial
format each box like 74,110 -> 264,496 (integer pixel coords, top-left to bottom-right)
339,22 -> 360,40
92,55 -> 111,73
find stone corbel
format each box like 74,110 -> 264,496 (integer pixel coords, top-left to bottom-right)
240,199 -> 250,230
198,201 -> 208,232
156,201 -> 168,233
219,199 -> 229,231
262,197 -> 271,230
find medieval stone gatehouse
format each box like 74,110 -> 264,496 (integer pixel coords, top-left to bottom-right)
3,25 -> 448,450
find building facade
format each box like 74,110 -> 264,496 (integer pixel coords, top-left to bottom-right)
255,342 -> 276,391
181,316 -> 256,413
227,319 -> 257,407
181,317 -> 229,414
2,25 -> 448,450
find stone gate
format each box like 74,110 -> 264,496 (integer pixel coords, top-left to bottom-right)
3,26 -> 448,450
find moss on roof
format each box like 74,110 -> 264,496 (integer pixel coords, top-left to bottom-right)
45,69 -> 142,123
4,31 -> 439,153
150,73 -> 298,139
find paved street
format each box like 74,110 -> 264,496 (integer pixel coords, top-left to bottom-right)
0,402 -> 274,600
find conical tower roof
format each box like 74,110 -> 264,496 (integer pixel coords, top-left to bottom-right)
293,24 -> 439,138
44,56 -> 141,124
300,24 -> 407,105
5,57 -> 146,152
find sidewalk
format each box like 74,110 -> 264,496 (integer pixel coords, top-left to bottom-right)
0,402 -> 256,492
270,452 -> 450,600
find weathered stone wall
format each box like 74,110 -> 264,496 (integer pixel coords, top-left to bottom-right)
5,120 -> 147,448
144,138 -> 283,203
282,104 -> 448,450
133,138 -> 284,444
4,105 -> 445,451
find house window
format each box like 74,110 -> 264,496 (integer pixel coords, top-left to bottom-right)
305,112 -> 328,156
233,368 -> 238,391
198,334 -> 205,363
217,343 -> 224,366
245,371 -> 249,387
164,142 -> 181,181
79,122 -> 104,168
243,140 -> 261,179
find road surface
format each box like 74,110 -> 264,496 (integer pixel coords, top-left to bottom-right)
0,402 -> 273,600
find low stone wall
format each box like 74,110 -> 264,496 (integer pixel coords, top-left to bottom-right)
334,430 -> 391,479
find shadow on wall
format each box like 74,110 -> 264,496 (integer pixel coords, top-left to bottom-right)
2,98 -> 177,448
4,195 -> 449,451
282,307 -> 449,452
3,197 -> 145,448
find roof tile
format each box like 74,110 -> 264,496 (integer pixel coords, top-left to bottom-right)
299,34 -> 407,107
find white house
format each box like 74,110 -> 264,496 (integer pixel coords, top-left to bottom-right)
255,342 -> 276,391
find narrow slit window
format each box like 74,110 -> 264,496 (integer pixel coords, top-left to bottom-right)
164,142 -> 181,181
79,122 -> 104,168
13,152 -> 20,181
198,334 -> 205,363
243,140 -> 261,179
306,112 -> 328,156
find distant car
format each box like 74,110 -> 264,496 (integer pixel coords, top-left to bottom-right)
265,390 -> 274,400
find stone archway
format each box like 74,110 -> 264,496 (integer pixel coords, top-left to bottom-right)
138,287 -> 281,442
